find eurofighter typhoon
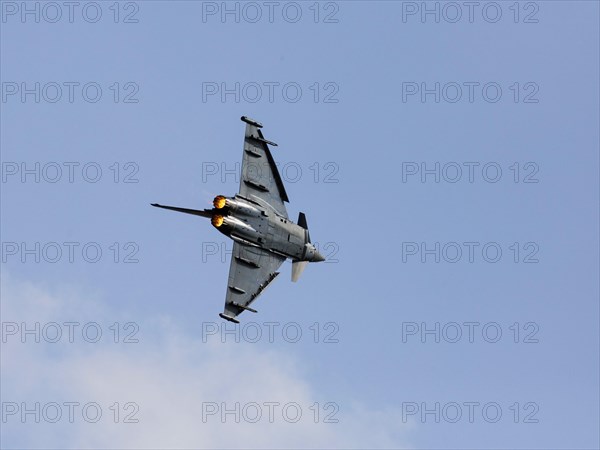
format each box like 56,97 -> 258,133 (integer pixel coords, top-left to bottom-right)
152,116 -> 325,323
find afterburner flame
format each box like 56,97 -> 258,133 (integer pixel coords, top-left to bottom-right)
211,215 -> 224,227
213,195 -> 227,209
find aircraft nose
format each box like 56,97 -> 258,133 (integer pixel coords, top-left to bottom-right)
312,250 -> 325,262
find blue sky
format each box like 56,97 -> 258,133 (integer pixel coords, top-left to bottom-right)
1,1 -> 598,448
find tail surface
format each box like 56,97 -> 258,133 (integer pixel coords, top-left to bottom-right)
151,203 -> 213,218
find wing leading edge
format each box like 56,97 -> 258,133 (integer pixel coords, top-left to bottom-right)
219,117 -> 290,323
220,242 -> 285,323
239,116 -> 289,218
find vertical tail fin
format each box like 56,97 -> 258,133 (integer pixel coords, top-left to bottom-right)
151,203 -> 213,218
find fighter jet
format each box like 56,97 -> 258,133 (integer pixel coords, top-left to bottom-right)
151,116 -> 325,323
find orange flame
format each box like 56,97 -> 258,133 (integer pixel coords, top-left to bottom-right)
213,195 -> 226,209
211,215 -> 224,227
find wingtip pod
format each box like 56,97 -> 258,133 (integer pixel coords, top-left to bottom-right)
219,313 -> 240,324
241,116 -> 263,128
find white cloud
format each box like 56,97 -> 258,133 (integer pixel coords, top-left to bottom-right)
1,274 -> 414,449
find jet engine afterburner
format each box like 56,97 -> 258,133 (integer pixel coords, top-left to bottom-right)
213,195 -> 261,217
213,195 -> 227,209
211,215 -> 224,227
210,213 -> 260,242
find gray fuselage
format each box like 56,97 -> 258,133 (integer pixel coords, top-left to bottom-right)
211,195 -> 321,262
